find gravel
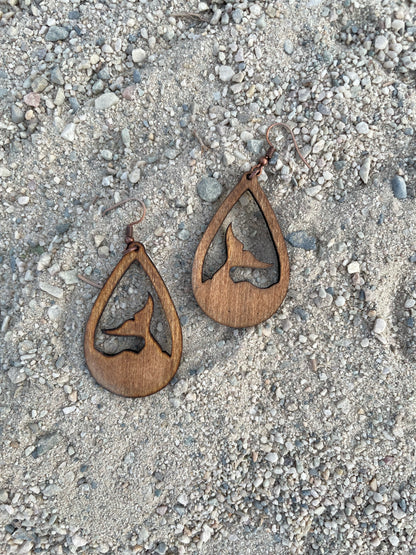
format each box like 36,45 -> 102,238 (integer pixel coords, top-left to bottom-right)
1,0 -> 416,553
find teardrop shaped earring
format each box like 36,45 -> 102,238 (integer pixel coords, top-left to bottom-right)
192,122 -> 310,328
82,198 -> 182,397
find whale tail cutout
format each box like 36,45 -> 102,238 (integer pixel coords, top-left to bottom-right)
225,224 -> 272,270
103,294 -> 154,338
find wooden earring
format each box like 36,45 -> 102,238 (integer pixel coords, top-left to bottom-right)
83,199 -> 182,397
192,123 -> 310,328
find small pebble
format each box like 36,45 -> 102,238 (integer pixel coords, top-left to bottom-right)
388,535 -> 399,547
359,156 -> 371,184
232,8 -> 243,24
373,318 -> 386,334
95,92 -> 119,110
18,196 -> 30,206
59,270 -> 79,285
335,296 -> 346,307
347,261 -> 360,274
265,452 -> 278,463
11,104 -> 25,123
23,92 -> 41,107
284,40 -> 294,55
61,122 -> 76,142
132,48 -> 147,64
219,66 -> 235,82
375,35 -> 388,50
285,231 -> 317,251
45,26 -> 69,42
48,305 -> 63,321
129,168 -> 141,183
391,175 -> 407,199
356,122 -> 369,134
39,282 -> 64,299
197,176 -> 222,202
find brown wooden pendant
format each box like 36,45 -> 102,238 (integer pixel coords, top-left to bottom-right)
192,172 -> 290,328
84,242 -> 182,397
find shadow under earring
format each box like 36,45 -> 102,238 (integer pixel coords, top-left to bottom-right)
192,122 -> 310,328
83,199 -> 182,397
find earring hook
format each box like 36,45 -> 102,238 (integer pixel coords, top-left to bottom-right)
265,122 -> 311,169
102,197 -> 146,252
247,122 -> 310,179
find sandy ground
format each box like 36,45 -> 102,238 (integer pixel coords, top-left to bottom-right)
1,0 -> 416,553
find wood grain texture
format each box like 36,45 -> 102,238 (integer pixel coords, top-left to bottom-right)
84,243 -> 182,397
192,172 -> 290,328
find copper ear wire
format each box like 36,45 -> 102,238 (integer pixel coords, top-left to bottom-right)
78,198 -> 147,287
248,122 -> 310,179
102,197 -> 146,251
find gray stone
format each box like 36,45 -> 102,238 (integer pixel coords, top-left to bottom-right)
39,281 -> 64,299
388,535 -> 399,547
121,128 -> 130,147
8,367 -> 26,384
98,68 -> 110,80
219,65 -> 235,82
155,543 -> 167,555
95,92 -> 119,110
61,123 -> 76,142
164,148 -> 179,160
256,14 -> 266,29
11,104 -> 24,124
177,229 -> 190,241
48,305 -> 63,321
100,149 -> 113,161
391,175 -> 407,199
59,270 -> 79,285
132,48 -> 147,64
359,156 -> 371,184
32,433 -> 61,458
56,222 -> 70,234
197,176 -> 222,202
31,76 -> 49,93
0,167 -> 11,177
45,26 -> 69,42
246,139 -> 265,155
129,168 -> 141,183
375,35 -> 388,50
43,484 -> 60,497
0,490 -> 8,503
356,121 -> 369,134
373,318 -> 386,334
54,88 -> 65,106
69,97 -> 80,112
232,8 -> 243,24
286,231 -> 317,251
284,40 -> 294,55
265,452 -> 278,463
92,79 -> 105,94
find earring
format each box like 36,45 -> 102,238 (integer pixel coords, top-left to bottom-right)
82,199 -> 182,397
192,123 -> 310,328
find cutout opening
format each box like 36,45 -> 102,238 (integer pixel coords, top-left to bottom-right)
95,261 -> 172,356
201,190 -> 280,288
